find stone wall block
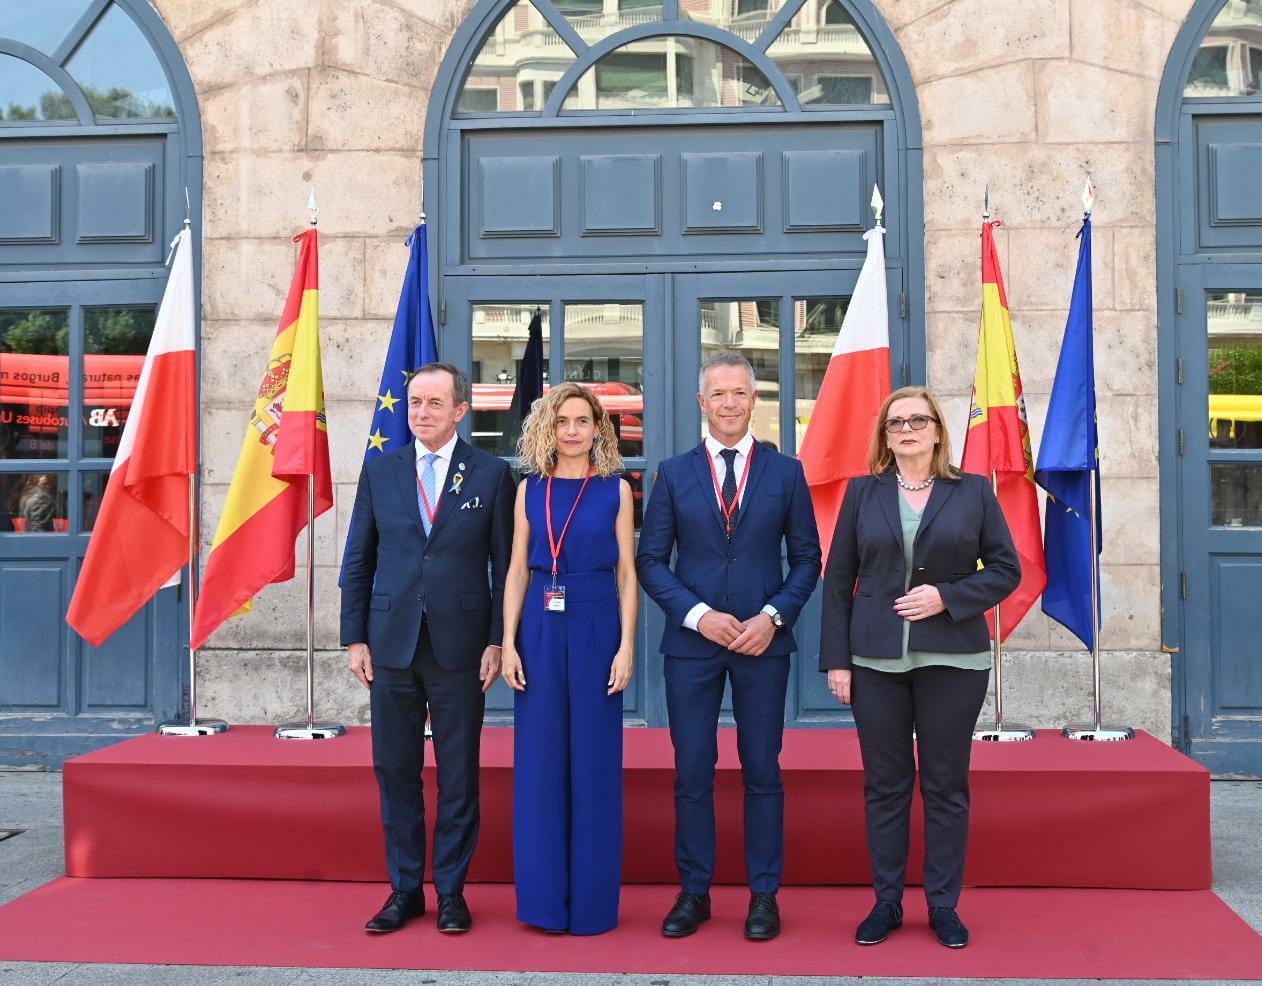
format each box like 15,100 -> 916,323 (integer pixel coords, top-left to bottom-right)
200,405 -> 255,485
1069,0 -> 1182,80
1005,226 -> 1115,312
1100,477 -> 1161,565
180,3 -> 321,93
200,320 -> 281,405
197,567 -> 344,651
925,311 -> 979,395
308,69 -> 427,151
1036,61 -> 1155,144
924,229 -> 986,313
334,482 -> 361,566
318,238 -> 367,320
201,72 -> 308,153
320,320 -> 396,400
196,649 -> 369,725
324,0 -> 449,89
201,239 -> 294,320
1095,309 -> 1158,396
1096,394 -> 1160,478
364,236 -> 415,318
1100,564 -> 1162,649
1113,227 -> 1158,312
920,62 -> 1037,145
1004,310 -> 1074,397
898,0 -> 1070,82
329,401 -> 378,483
152,0 -> 247,42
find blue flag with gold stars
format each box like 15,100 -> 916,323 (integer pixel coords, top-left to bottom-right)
339,224 -> 437,585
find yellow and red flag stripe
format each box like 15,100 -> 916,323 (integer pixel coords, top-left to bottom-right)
960,220 -> 1047,641
191,230 -> 333,649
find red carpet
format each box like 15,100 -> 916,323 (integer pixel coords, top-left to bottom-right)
63,726 -> 1211,889
0,879 -> 1258,978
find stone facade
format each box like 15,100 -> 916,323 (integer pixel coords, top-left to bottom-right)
151,0 -> 1196,738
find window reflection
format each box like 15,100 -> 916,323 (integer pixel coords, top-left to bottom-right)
554,0 -> 664,48
1208,292 -> 1262,451
766,0 -> 889,105
82,307 -> 156,459
0,0 -> 94,55
65,3 -> 176,119
0,309 -> 71,460
1185,0 -> 1262,97
1211,464 -> 1262,527
0,55 -> 76,121
1,472 -> 68,533
793,296 -> 848,453
82,471 -> 108,532
677,0 -> 794,44
457,0 -> 578,113
563,303 -> 645,459
699,299 -> 781,445
471,303 -> 551,453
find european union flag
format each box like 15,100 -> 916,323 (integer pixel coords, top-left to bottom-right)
1035,216 -> 1102,650
339,224 -> 438,584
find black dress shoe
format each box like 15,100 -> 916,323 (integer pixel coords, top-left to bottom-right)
855,900 -> 903,945
744,891 -> 780,940
364,890 -> 425,933
929,906 -> 969,948
661,891 -> 711,937
436,893 -> 472,933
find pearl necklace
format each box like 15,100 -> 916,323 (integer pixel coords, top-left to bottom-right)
896,473 -> 934,492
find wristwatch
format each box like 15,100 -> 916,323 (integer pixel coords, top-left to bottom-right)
767,609 -> 785,631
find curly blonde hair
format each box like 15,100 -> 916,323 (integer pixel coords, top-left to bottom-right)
516,382 -> 625,477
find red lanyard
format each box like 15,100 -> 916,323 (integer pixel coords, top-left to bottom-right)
705,442 -> 754,538
416,472 -> 440,525
546,467 -> 592,580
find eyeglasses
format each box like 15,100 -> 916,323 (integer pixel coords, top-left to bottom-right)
884,414 -> 938,433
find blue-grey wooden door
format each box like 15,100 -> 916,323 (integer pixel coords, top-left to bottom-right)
1176,262 -> 1262,776
0,276 -> 182,767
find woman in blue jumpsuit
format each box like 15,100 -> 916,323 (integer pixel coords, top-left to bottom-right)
501,382 -> 638,935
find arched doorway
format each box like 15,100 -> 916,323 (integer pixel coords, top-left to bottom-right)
1157,0 -> 1262,775
424,0 -> 922,727
0,1 -> 202,765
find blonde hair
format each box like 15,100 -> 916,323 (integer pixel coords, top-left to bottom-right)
516,382 -> 625,478
867,386 -> 960,479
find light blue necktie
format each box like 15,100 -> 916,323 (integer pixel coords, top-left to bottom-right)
419,452 -> 438,537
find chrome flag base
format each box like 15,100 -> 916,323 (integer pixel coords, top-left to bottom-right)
157,719 -> 229,736
1062,723 -> 1136,742
973,722 -> 1037,742
275,721 -> 346,740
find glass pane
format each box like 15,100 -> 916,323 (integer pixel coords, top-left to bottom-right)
0,0 -> 94,54
767,0 -> 890,105
82,307 -> 155,459
556,0 -> 664,48
1211,463 -> 1262,527
471,303 -> 551,454
82,470 -> 108,531
680,0 -> 795,46
65,3 -> 176,119
457,0 -> 578,114
1,472 -> 68,533
1208,291 -> 1262,450
0,54 -> 76,121
562,36 -> 782,110
562,303 -> 645,459
0,309 -> 71,459
1185,1 -> 1262,96
792,296 -> 849,454
699,299 -> 781,447
624,466 -> 645,531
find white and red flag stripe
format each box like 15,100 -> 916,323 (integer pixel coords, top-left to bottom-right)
67,227 -> 197,646
798,224 -> 891,567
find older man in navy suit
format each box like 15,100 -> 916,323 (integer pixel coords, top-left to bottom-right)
637,352 -> 821,941
341,362 -> 514,935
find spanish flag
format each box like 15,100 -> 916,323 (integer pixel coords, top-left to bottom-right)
961,220 -> 1047,641
191,230 -> 333,649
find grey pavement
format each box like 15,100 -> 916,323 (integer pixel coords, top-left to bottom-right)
0,771 -> 1258,986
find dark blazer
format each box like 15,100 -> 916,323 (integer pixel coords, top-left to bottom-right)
636,440 -> 822,658
340,438 -> 515,670
819,472 -> 1020,670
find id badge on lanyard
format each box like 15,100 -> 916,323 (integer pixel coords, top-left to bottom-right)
544,468 -> 592,614
544,584 -> 567,612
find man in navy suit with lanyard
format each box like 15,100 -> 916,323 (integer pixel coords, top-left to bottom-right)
637,352 -> 821,940
341,362 -> 514,936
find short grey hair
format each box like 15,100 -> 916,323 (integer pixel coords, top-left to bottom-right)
410,361 -> 471,406
698,351 -> 756,394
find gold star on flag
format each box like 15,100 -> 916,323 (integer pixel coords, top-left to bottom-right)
378,389 -> 400,413
367,429 -> 388,452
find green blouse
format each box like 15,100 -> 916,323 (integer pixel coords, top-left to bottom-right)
852,491 -> 993,674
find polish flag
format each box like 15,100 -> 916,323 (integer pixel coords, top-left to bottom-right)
67,227 -> 197,646
798,223 -> 891,567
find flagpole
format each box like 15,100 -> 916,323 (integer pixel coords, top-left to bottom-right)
277,190 -> 345,741
159,203 -> 228,737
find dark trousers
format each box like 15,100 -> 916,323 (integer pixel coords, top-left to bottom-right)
665,650 -> 790,895
370,622 -> 486,895
849,663 -> 989,908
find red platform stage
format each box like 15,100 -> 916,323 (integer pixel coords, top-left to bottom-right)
64,726 -> 1210,890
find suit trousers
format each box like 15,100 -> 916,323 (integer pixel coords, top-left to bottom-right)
370,621 -> 486,895
665,650 -> 790,895
849,663 -> 989,908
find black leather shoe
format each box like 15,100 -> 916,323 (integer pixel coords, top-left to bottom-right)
744,891 -> 780,940
364,890 -> 424,933
855,900 -> 903,945
929,906 -> 969,948
436,893 -> 472,933
661,891 -> 711,937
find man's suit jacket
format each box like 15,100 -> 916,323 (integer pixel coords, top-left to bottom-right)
340,438 -> 515,670
819,472 -> 1021,670
636,440 -> 822,658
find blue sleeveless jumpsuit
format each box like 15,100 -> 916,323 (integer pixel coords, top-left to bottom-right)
513,473 -> 624,935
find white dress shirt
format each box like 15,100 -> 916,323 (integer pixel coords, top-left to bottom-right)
683,431 -> 777,631
415,432 -> 460,510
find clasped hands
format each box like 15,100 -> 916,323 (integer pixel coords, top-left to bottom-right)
698,609 -> 776,656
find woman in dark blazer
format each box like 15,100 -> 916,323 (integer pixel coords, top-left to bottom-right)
820,386 -> 1020,950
